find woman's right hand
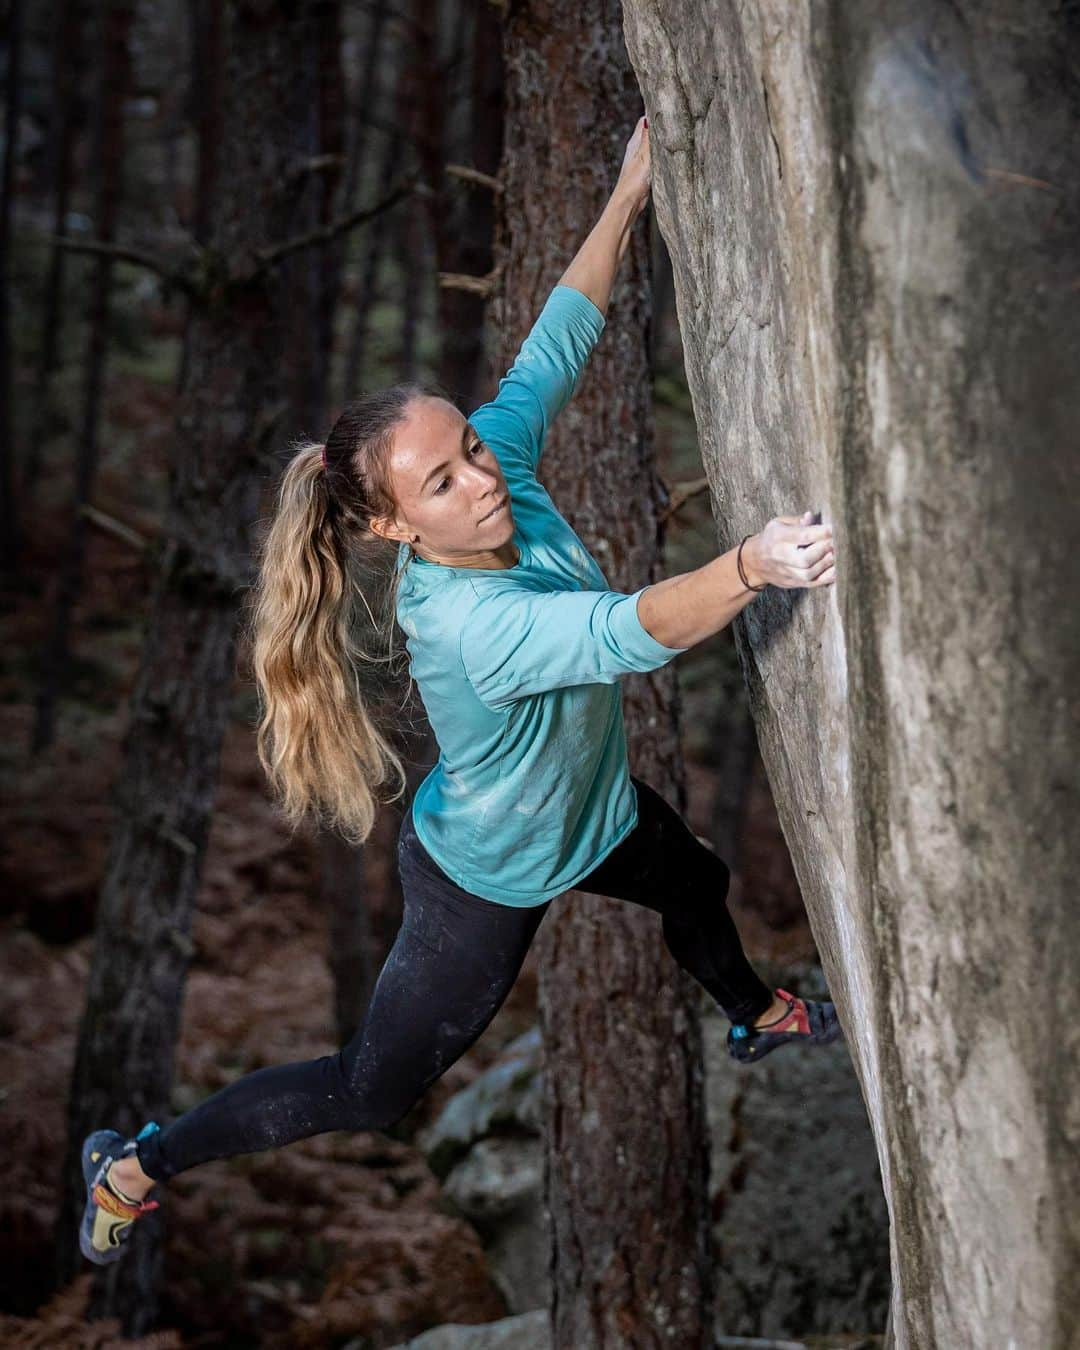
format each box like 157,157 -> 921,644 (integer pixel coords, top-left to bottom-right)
615,115 -> 651,216
744,511 -> 835,589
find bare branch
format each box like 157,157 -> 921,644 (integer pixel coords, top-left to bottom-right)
247,172 -> 431,276
287,152 -> 348,187
43,172 -> 434,300
658,474 -> 711,524
437,270 -> 496,297
445,162 -> 502,194
79,502 -> 152,553
43,234 -> 195,294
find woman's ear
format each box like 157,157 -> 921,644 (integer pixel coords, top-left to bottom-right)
367,513 -> 394,544
369,513 -> 414,547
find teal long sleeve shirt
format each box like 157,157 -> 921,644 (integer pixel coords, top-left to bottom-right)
394,283 -> 687,906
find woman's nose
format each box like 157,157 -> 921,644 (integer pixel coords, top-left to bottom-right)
469,467 -> 501,495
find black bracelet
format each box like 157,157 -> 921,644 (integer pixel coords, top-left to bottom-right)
737,534 -> 768,592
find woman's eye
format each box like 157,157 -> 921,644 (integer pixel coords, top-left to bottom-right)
434,442 -> 483,494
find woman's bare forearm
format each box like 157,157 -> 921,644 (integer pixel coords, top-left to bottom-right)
637,539 -> 766,650
637,516 -> 836,649
557,118 -> 650,316
557,186 -> 640,318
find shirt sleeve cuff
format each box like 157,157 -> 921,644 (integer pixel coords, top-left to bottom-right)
546,283 -> 607,339
609,586 -> 689,667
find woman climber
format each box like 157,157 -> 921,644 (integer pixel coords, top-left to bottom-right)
80,115 -> 840,1266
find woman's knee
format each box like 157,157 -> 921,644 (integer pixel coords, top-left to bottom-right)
330,1053 -> 424,1132
333,1012 -> 489,1130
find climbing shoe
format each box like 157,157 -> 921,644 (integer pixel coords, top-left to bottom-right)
79,1120 -> 162,1265
727,987 -> 843,1063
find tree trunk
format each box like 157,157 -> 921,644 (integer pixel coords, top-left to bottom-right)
338,1 -> 399,406
21,0 -> 87,521
308,0 -> 346,435
498,2 -> 715,1345
412,0 -> 498,411
51,0 -> 325,1334
622,4 -> 1079,1347
0,0 -> 24,572
31,0 -> 136,753
456,0 -> 505,412
174,0 -> 226,397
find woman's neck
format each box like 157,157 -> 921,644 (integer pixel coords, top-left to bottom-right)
415,540 -> 520,569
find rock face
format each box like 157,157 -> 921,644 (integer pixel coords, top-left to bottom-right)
621,5 -> 1079,1348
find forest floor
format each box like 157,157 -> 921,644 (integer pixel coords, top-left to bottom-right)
0,319 -> 822,1347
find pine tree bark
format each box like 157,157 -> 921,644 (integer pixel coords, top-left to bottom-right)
395,28 -> 424,382
31,0 -> 137,752
51,0 -> 326,1333
497,2 -> 715,1345
0,0 -> 24,571
411,0 -> 501,410
174,0 -> 225,398
622,4 -> 1079,1347
339,1 -> 399,405
308,0 -> 346,434
22,0 -> 87,520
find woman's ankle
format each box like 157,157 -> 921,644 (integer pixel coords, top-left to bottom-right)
751,992 -> 790,1028
110,1155 -> 157,1200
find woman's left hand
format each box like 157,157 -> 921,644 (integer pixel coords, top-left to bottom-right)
615,115 -> 651,214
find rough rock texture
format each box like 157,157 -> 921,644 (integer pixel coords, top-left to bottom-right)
621,4 -> 1079,1348
417,1027 -> 544,1178
440,1137 -> 546,1315
382,1308 -> 550,1350
418,1029 -> 549,1314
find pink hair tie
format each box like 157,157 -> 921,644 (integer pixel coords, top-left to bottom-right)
320,444 -> 328,471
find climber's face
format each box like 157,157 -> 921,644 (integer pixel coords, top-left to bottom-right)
376,396 -> 518,569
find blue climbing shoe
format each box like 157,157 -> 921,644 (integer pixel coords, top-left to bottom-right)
727,987 -> 843,1063
79,1120 -> 162,1265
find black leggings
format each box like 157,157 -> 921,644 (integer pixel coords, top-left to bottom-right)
136,775 -> 773,1183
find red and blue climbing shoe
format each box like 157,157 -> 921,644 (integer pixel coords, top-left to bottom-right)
726,987 -> 843,1063
79,1120 -> 161,1265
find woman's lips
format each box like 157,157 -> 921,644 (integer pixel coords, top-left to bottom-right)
481,495 -> 508,522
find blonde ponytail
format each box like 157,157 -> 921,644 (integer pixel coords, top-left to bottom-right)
243,383 -> 447,845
